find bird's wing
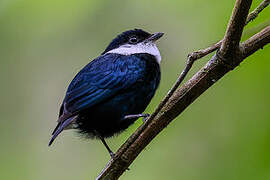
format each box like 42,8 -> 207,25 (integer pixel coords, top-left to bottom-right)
61,53 -> 146,121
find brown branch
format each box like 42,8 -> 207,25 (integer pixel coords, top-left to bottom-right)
246,0 -> 270,25
241,26 -> 270,58
96,1 -> 270,179
187,40 -> 222,62
219,0 -> 252,58
187,0 -> 270,62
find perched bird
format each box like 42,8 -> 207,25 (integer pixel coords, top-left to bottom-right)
49,29 -> 163,157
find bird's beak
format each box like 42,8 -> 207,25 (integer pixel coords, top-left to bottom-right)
145,32 -> 164,43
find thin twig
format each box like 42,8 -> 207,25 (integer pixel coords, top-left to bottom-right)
246,0 -> 270,25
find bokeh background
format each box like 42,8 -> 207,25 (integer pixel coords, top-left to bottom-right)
1,0 -> 270,179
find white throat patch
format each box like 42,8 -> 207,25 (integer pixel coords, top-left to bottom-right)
105,42 -> 162,64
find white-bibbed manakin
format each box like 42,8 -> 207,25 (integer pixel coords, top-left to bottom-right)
49,29 -> 164,158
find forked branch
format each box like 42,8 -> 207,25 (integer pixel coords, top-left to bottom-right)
96,1 -> 270,179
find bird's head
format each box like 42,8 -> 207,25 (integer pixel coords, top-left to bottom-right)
102,29 -> 164,63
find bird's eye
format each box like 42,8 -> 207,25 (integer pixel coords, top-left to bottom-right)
129,37 -> 138,44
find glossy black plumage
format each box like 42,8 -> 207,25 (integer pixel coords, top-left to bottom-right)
49,29 -> 162,150
75,53 -> 160,138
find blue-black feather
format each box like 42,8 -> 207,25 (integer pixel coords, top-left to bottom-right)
64,53 -> 146,113
50,52 -> 160,143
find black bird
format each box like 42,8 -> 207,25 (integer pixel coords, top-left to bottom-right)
49,29 -> 163,157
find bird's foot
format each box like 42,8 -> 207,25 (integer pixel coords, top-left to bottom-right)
142,114 -> 150,123
110,152 -> 115,159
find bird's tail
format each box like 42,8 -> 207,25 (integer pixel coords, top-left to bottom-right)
48,116 -> 76,146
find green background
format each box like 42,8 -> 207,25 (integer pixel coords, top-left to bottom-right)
1,0 -> 270,179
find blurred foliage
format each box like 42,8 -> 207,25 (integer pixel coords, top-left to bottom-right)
0,0 -> 270,179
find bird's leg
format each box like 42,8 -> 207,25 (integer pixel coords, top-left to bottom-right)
96,114 -> 150,158
100,137 -> 115,159
124,113 -> 150,123
94,130 -> 115,158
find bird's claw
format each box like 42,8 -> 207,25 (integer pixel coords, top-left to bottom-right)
142,113 -> 150,123
110,152 -> 115,159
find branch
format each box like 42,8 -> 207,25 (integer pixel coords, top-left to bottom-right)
241,26 -> 270,58
187,0 -> 270,62
219,0 -> 252,58
246,0 -> 270,24
96,1 -> 270,179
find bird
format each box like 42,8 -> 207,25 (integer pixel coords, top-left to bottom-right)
49,29 -> 163,158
